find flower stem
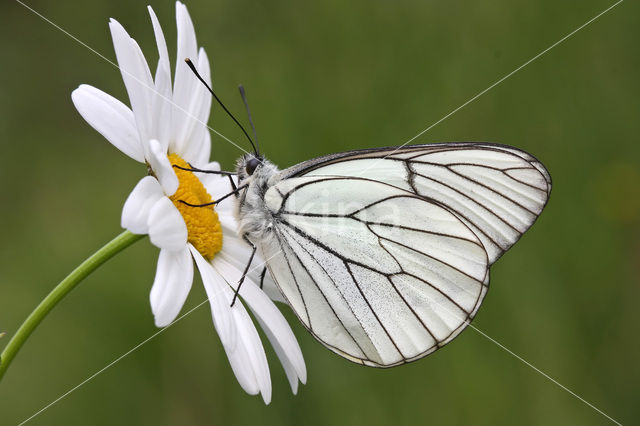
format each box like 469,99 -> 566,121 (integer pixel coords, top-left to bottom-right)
0,230 -> 145,382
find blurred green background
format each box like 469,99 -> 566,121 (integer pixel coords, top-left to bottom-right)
1,0 -> 638,424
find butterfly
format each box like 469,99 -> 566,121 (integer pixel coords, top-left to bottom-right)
231,143 -> 551,367
185,60 -> 551,368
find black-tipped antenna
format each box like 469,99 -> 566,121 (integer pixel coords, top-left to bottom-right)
238,85 -> 260,155
184,58 -> 259,156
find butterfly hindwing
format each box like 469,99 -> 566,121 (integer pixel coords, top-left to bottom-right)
261,175 -> 490,367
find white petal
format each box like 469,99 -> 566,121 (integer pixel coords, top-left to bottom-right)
180,119 -> 210,166
214,221 -> 285,303
224,317 -> 260,396
148,6 -> 172,151
196,48 -> 212,114
218,212 -> 237,229
193,129 -> 212,167
198,47 -> 212,84
229,303 -> 272,404
203,173 -> 236,196
179,48 -> 213,164
249,260 -> 286,305
148,6 -> 171,79
172,69 -> 206,159
214,230 -> 258,272
148,197 -> 187,251
190,245 -> 236,350
242,284 -> 306,392
215,232 -> 252,270
71,85 -> 144,162
171,2 -> 200,155
121,176 -> 165,234
213,256 -> 305,392
148,139 -> 179,195
185,160 -> 222,195
203,160 -> 221,172
263,321 -> 304,394
200,170 -> 230,198
150,247 -> 193,327
109,19 -> 155,154
201,174 -> 238,215
193,245 -> 271,402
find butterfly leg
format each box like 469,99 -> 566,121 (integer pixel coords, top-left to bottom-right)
258,267 -> 267,290
172,163 -> 235,176
230,235 -> 256,307
227,174 -> 238,194
178,183 -> 248,208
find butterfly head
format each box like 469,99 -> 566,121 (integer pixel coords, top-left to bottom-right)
236,153 -> 278,186
233,153 -> 281,240
245,156 -> 261,176
236,153 -> 262,181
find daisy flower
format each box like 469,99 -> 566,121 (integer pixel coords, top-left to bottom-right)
71,2 -> 306,403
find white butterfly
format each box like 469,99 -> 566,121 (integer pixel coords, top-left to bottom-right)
182,59 -> 551,367
230,143 -> 551,367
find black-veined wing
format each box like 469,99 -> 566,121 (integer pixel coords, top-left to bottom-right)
283,143 -> 552,263
259,143 -> 550,366
261,175 -> 490,367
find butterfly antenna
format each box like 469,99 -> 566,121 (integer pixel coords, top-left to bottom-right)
238,85 -> 260,156
184,58 -> 259,156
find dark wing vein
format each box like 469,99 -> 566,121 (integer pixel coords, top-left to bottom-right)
343,262 -> 406,361
367,224 -> 441,345
410,167 -> 520,241
278,225 -> 372,361
271,227 -> 311,326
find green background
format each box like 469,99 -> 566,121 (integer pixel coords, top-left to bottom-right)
1,0 -> 638,424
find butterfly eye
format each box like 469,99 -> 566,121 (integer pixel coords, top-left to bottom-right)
245,157 -> 260,176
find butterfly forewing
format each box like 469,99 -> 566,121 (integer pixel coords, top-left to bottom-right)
289,143 -> 551,263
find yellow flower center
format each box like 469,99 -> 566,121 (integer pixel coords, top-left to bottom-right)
168,154 -> 223,260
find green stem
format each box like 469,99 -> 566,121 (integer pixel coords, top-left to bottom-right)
0,230 -> 145,382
